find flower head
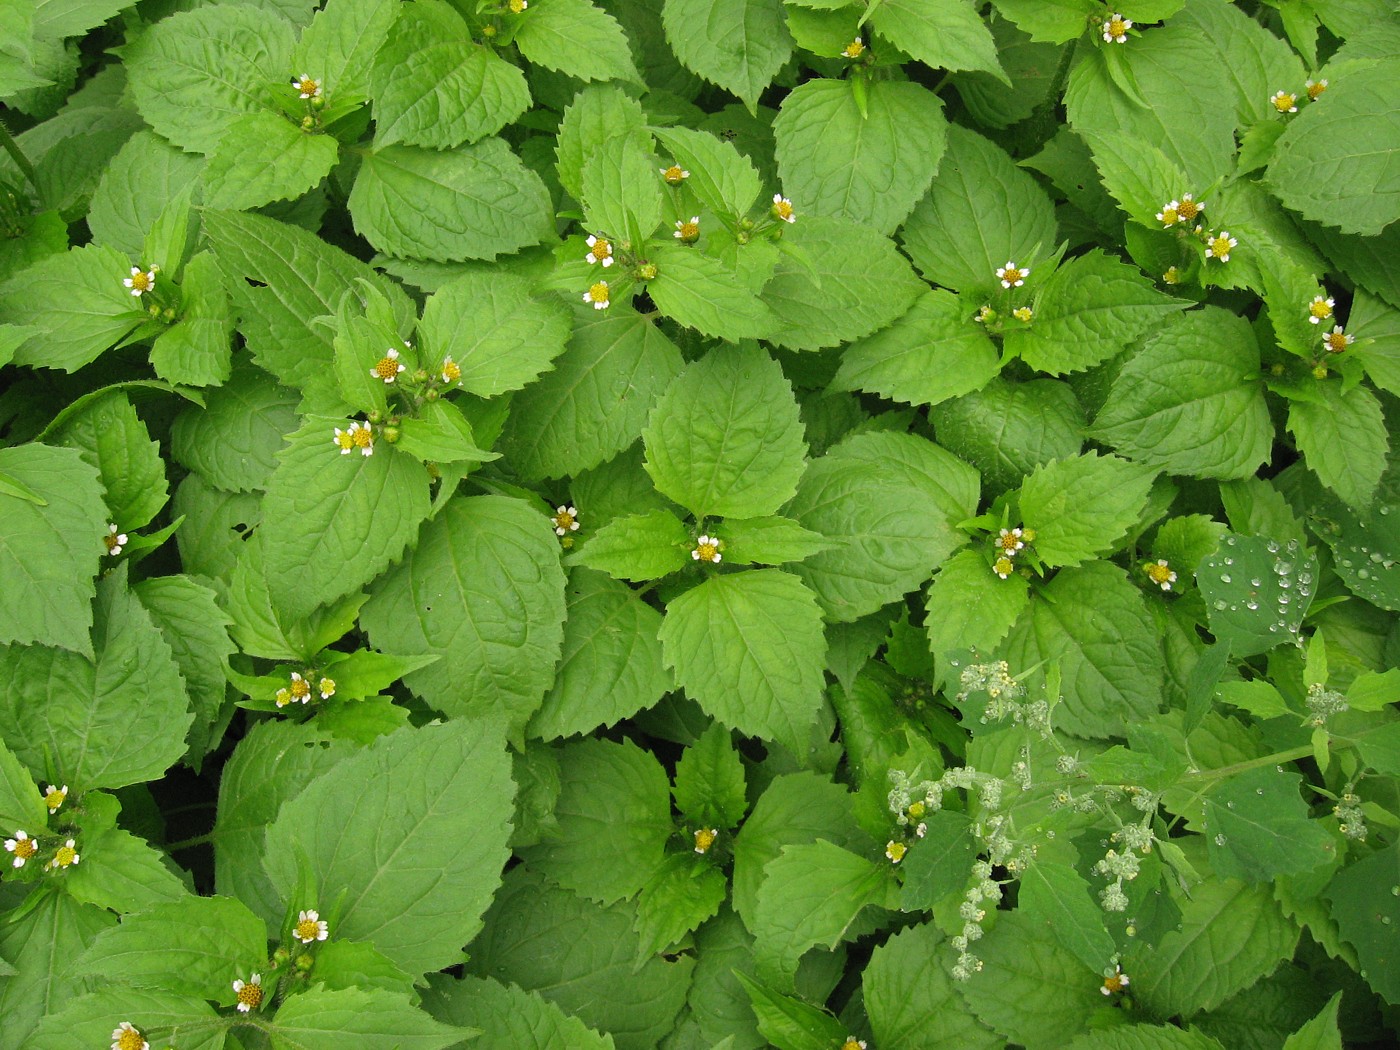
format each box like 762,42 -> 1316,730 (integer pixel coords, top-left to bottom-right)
1306,78 -> 1328,101
1144,559 -> 1177,591
771,194 -> 796,224
585,234 -> 614,267
1176,193 -> 1203,222
123,266 -> 155,297
1204,231 -> 1237,262
996,261 -> 1028,288
551,505 -> 579,536
46,838 -> 79,870
1308,295 -> 1335,324
233,973 -> 264,1013
1102,14 -> 1132,43
1101,964 -> 1130,995
508,0 -> 527,11
112,1022 -> 150,1050
693,828 -> 718,854
885,840 -> 907,863
332,420 -> 374,456
692,535 -> 721,564
673,217 -> 700,243
1270,90 -> 1298,114
289,673 -> 312,704
1163,266 -> 1181,285
1013,306 -> 1033,322
370,347 -> 405,383
4,830 -> 37,867
104,524 -> 128,556
1155,200 -> 1180,226
43,784 -> 67,812
440,356 -> 462,384
318,677 -> 335,699
993,557 -> 1014,580
998,527 -> 1025,554
1323,325 -> 1351,354
842,38 -> 864,59
295,909 -> 329,943
842,1040 -> 868,1050
293,74 -> 322,99
661,164 -> 690,185
583,281 -> 611,310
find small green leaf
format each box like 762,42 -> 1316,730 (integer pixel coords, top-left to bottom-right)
294,0 -> 398,102
662,0 -> 792,111
652,125 -> 762,218
1204,767 -> 1335,882
873,0 -> 1007,81
63,824 -> 189,914
571,508 -> 692,582
634,852 -> 728,959
1197,533 -> 1318,658
514,0 -> 640,84
555,84 -> 649,201
48,389 -> 168,530
925,549 -> 1030,656
28,990 -> 222,1050
647,243 -> 775,342
735,971 -> 848,1050
715,516 -> 832,566
150,252 -> 233,388
1287,380 -> 1388,510
865,921 -> 1004,1050
423,975 -> 617,1050
1019,452 -> 1156,569
673,720 -> 748,829
394,400 -> 497,465
930,377 -> 1085,493
1282,992 -> 1343,1050
202,111 -> 339,211
1326,845 -> 1400,1005
1020,860 -> 1118,973
0,736 -> 45,834
898,809 -> 977,912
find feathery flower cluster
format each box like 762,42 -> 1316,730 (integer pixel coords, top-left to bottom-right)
1305,682 -> 1348,727
1333,792 -> 1367,841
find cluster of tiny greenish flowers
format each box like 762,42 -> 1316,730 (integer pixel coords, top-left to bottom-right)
1305,682 -> 1348,727
951,859 -> 1003,980
1093,847 -> 1141,912
1333,792 -> 1367,841
958,661 -> 1052,737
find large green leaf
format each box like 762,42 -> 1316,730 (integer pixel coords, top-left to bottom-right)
361,495 -> 567,739
1203,767 -> 1335,882
260,419 -> 432,621
1197,533 -> 1318,659
873,0 -> 1006,79
264,721 -> 515,977
48,389 -> 168,530
773,78 -> 946,235
660,569 -> 827,756
170,357 -> 300,493
652,125 -> 762,219
202,111 -> 340,211
88,131 -> 206,258
555,84 -> 649,201
661,0 -> 791,110
925,548 -> 1030,656
930,377 -> 1084,494
1326,845 -> 1400,1005
0,893 -> 114,1050
643,344 -> 806,519
28,990 -> 223,1050
265,986 -> 468,1050
785,431 -> 979,621
514,0 -> 639,84
1019,452 -> 1155,568
293,0 -> 397,101
423,975 -> 618,1050
1287,380 -> 1388,510
646,243 -> 775,342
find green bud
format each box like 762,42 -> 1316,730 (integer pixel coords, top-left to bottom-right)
636,262 -> 658,281
383,426 -> 400,443
425,387 -> 439,402
367,410 -> 382,424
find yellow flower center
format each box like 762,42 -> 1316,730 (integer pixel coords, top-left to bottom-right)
509,0 -> 527,11
662,165 -> 687,185
694,828 -> 717,853
352,425 -> 374,449
295,917 -> 322,941
1103,973 -> 1126,994
553,509 -> 575,531
1177,197 -> 1201,221
907,801 -> 925,819
994,557 -> 1015,578
116,1026 -> 147,1050
695,541 -> 718,562
275,688 -> 291,707
1307,79 -> 1327,100
588,237 -> 612,261
298,77 -> 319,96
372,355 -> 401,380
1325,329 -> 1350,353
587,282 -> 610,304
12,837 -> 36,860
772,198 -> 794,221
1273,92 -> 1297,112
1107,17 -> 1128,37
1013,306 -> 1033,321
1145,562 -> 1174,586
1309,298 -> 1333,320
289,677 -> 311,700
318,678 -> 335,698
1209,235 -> 1232,258
103,531 -> 122,552
44,789 -> 65,811
1001,266 -> 1024,284
236,982 -> 263,1010
842,38 -> 864,58
441,357 -> 461,383
676,220 -> 699,241
885,841 -> 907,863
1158,205 -> 1179,225
54,844 -> 77,867
1163,267 -> 1181,284
335,429 -> 355,451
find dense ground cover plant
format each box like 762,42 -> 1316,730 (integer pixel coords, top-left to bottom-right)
1,0 -> 1399,1046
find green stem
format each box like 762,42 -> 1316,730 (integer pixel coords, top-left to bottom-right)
0,118 -> 40,198
165,832 -> 215,852
1180,744 -> 1317,783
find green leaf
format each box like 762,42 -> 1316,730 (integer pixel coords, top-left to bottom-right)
673,720 -> 748,829
423,975 -> 618,1050
418,271 -> 572,397
123,3 -> 295,154
202,111 -> 339,211
0,243 -> 141,372
652,125 -> 762,218
1000,560 -> 1164,739
0,566 -> 193,790
1064,1026 -> 1227,1050
1326,845 -> 1400,1005
899,124 -> 1057,294
264,720 -> 514,977
0,736 -> 45,834
260,418 -> 432,621
361,495 -> 567,739
1352,289 -> 1400,396
371,0 -> 530,149
48,389 -> 167,530
1287,381 -> 1388,510
832,288 -> 1001,408
925,549 -> 1030,656
28,990 -> 223,1050
89,131 -> 206,259
1203,767 -> 1336,882
1216,680 -> 1292,720
1020,860 -> 1118,974
555,84 -> 649,202
1305,463 -> 1400,612
519,737 -> 671,902
1078,130 -> 1191,229
716,516 -> 832,567
661,0 -> 792,111
660,569 -> 827,756
0,892 -> 114,1050
150,252 -> 234,388
752,839 -> 897,991
514,0 -> 639,83
1130,878 -> 1300,1018
1282,992 -> 1343,1050
930,377 -> 1085,493
75,894 -> 267,1001
394,399 -> 497,465
763,215 -> 924,351
773,78 -> 946,235
1348,668 -> 1400,711
0,443 -> 106,654
735,971 -> 848,1050
500,311 -> 684,480
1005,250 -> 1187,374
646,243 -> 776,341
267,986 -> 468,1050
63,824 -> 189,914
349,140 -> 553,262
1267,59 -> 1400,235
1197,533 -> 1318,659
571,508 -> 692,582
467,866 -> 693,1048
294,0 -> 397,102
897,809 -> 976,913
873,0 -> 1006,81
1019,452 -> 1156,569
170,359 -> 300,493
786,431 -> 979,621
864,921 -> 1004,1050
643,344 -> 806,519
1092,308 -> 1273,480
634,852 -> 728,958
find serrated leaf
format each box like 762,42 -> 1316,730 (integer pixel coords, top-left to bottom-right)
1093,308 -> 1273,479
260,419 -> 432,621
1267,59 -> 1400,235
873,0 -> 1006,81
530,568 -> 671,740
899,124 -> 1057,294
361,495 -> 566,739
518,737 -> 671,903
786,431 -> 979,622
202,111 -> 339,210
652,125 -> 762,218
349,140 -> 553,262
48,389 -> 167,530
515,0 -> 639,83
1305,463 -> 1400,611
773,78 -> 946,235
0,736 -> 45,834
0,566 -> 193,790
716,515 -> 832,566
660,569 -> 827,756
1064,1026 -> 1227,1050
264,721 -> 514,976
267,985 -> 468,1049
1203,767 -> 1335,881
643,344 -> 806,518
898,809 -> 977,913
662,0 -> 792,110
555,84 -> 649,202
570,508 -> 692,582
674,720 -> 748,829
293,0 -> 397,102
647,243 -> 775,341
27,990 -> 223,1050
1197,533 -> 1318,658
63,823 -> 189,914
1020,860 -> 1118,973
1282,992 -> 1343,1050
634,852 -> 728,958
1000,561 -> 1164,739
1287,380 -> 1388,510
150,252 -> 234,388
735,970 -> 847,1050
925,549 -> 1030,656
89,131 -> 206,259
423,975 -> 618,1050
1325,845 -> 1400,1005
1019,452 -> 1155,568
394,399 -> 496,465
123,4 -> 295,154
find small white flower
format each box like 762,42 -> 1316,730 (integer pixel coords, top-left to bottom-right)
294,909 -> 329,943
1308,295 -> 1335,324
43,784 -> 67,812
1204,231 -> 1237,262
585,234 -> 614,267
995,261 -> 1028,288
46,838 -> 79,870
692,535 -> 722,563
552,505 -> 579,535
123,266 -> 155,297
370,347 -> 406,383
1102,14 -> 1132,43
1270,90 -> 1298,114
660,165 -> 690,185
583,281 -> 611,310
293,73 -> 322,99
771,194 -> 796,223
103,524 -> 128,556
112,1021 -> 150,1050
4,830 -> 37,868
233,973 -> 264,1013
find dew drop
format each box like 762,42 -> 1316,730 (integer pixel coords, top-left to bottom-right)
1214,834 -> 1226,845
1220,574 -> 1232,584
1246,601 -> 1258,610
1213,600 -> 1228,611
1384,916 -> 1392,925
1250,577 -> 1262,587
1380,506 -> 1391,516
